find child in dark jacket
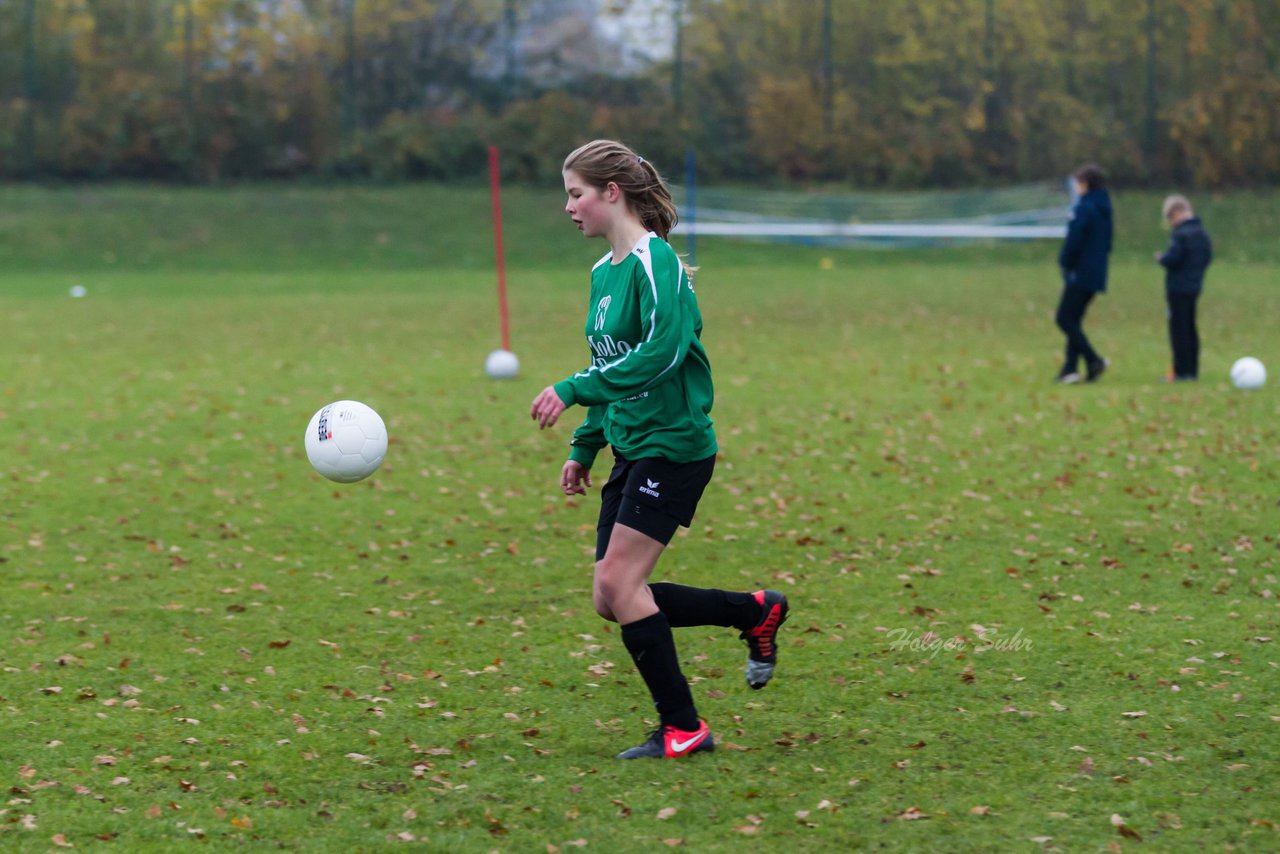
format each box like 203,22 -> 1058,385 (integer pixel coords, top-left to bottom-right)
1054,163 -> 1113,384
1155,195 -> 1213,381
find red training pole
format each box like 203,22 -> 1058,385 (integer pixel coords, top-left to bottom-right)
488,145 -> 511,352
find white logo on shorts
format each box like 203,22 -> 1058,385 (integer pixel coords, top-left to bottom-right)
639,479 -> 661,498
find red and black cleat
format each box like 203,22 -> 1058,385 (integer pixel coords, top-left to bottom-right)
616,721 -> 715,759
741,589 -> 788,690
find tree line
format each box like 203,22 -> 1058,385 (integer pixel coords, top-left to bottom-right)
2,0 -> 1276,187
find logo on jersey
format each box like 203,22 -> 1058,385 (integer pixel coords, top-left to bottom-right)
639,479 -> 661,498
588,333 -> 633,367
594,295 -> 612,331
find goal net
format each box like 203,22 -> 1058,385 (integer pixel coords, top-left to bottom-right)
671,182 -> 1070,247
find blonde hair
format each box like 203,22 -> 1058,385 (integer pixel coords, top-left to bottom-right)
1162,194 -> 1192,220
562,139 -> 680,242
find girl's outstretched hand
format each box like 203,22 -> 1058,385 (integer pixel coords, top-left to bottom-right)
530,386 -> 567,429
560,460 -> 591,495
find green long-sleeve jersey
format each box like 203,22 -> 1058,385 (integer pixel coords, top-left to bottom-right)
553,233 -> 717,469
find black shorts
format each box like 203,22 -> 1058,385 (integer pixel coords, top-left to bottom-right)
595,453 -> 716,561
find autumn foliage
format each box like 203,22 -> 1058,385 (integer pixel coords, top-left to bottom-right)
2,0 -> 1278,186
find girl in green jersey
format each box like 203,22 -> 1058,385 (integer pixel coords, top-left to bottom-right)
530,140 -> 789,759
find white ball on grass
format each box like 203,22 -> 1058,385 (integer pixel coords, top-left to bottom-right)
304,400 -> 387,483
69,285 -> 87,298
1230,357 -> 1266,390
485,349 -> 520,380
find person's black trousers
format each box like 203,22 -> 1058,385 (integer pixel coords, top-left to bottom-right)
1167,290 -> 1200,379
1055,285 -> 1102,372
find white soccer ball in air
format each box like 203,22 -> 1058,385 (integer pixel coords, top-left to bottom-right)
304,400 -> 388,483
485,349 -> 520,380
1230,357 -> 1266,391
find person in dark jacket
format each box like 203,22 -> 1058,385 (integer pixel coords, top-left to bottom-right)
1055,163 -> 1113,383
1155,194 -> 1212,381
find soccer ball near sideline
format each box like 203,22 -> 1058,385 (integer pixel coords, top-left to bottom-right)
304,400 -> 388,483
1230,357 -> 1266,391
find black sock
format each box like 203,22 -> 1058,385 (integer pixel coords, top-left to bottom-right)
649,582 -> 760,631
620,612 -> 699,732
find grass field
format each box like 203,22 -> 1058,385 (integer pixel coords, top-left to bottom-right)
2,183 -> 1278,852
